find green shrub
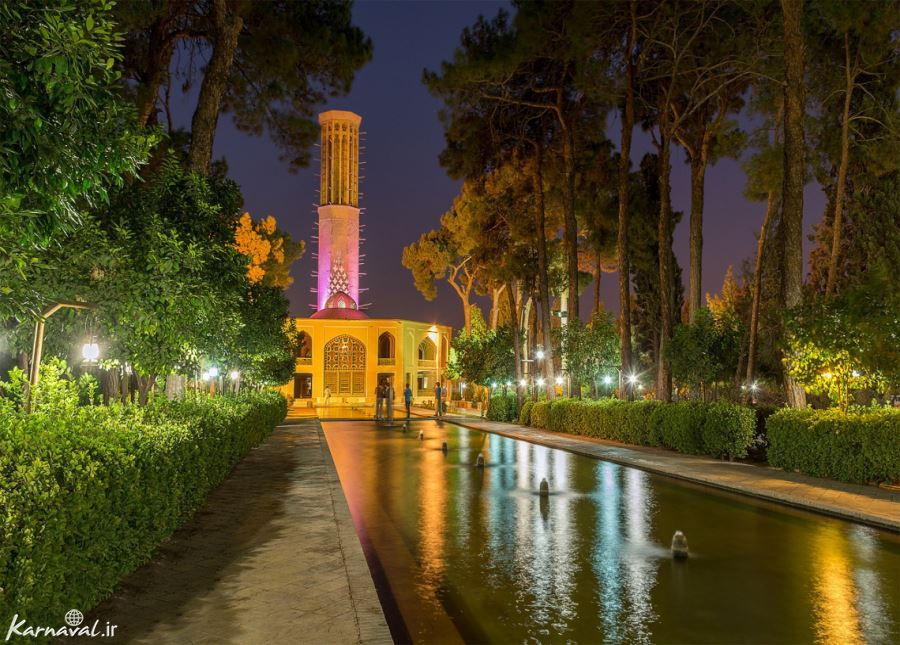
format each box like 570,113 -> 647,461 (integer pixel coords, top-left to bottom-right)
531,400 -> 552,429
521,397 -> 754,459
767,408 -> 900,484
518,400 -> 534,426
486,394 -> 518,422
0,390 -> 286,628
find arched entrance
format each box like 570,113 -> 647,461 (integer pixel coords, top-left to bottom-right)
324,334 -> 366,396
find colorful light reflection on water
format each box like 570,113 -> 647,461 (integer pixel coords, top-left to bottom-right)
324,421 -> 900,644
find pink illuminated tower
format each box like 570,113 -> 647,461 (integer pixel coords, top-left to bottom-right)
314,110 -> 362,315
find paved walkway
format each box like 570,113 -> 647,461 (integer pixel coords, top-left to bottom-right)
78,414 -> 391,644
413,407 -> 900,532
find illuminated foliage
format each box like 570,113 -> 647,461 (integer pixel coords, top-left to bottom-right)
233,213 -> 304,288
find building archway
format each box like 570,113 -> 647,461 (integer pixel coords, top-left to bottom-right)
378,332 -> 395,363
324,334 -> 366,395
418,338 -> 436,361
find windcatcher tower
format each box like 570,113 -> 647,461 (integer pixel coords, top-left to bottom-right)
313,110 -> 364,317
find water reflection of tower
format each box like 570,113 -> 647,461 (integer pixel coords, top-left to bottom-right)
315,110 -> 363,312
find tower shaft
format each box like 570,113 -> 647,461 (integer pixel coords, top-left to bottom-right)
317,110 -> 362,311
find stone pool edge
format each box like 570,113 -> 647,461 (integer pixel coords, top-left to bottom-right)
316,420 -> 394,644
411,409 -> 900,534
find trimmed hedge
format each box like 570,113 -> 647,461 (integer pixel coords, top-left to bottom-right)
527,398 -> 755,460
486,394 -> 518,422
0,391 -> 286,628
518,400 -> 534,426
767,408 -> 900,484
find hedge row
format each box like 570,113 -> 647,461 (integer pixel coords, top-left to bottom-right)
486,394 -> 518,422
0,391 -> 287,628
528,398 -> 755,460
767,408 -> 900,484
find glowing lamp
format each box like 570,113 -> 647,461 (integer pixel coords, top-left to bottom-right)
536,350 -> 545,360
822,371 -> 833,380
208,366 -> 219,378
628,373 -> 639,385
81,342 -> 100,363
461,383 -> 467,390
537,377 -> 546,386
229,370 -> 239,380
852,370 -> 860,378
506,381 -> 512,387
201,370 -> 211,381
603,375 -> 612,386
555,376 -> 563,385
519,379 -> 527,387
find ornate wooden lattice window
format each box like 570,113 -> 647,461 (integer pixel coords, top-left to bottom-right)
324,334 -> 366,395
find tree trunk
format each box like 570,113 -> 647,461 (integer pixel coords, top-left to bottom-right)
593,255 -> 602,316
656,132 -> 674,402
188,0 -> 242,174
745,191 -> 774,396
507,280 -> 523,411
617,0 -> 636,401
562,127 -> 580,322
688,156 -> 706,322
137,374 -> 155,406
531,143 -> 556,399
780,0 -> 807,408
136,14 -> 179,128
490,285 -> 505,330
825,34 -> 854,297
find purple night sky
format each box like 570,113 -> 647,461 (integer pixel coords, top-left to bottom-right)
173,0 -> 825,332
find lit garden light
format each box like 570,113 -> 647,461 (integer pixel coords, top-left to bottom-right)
201,370 -> 211,381
555,376 -> 563,386
461,382 -> 467,390
628,373 -> 640,386
537,377 -> 546,387
229,370 -> 240,380
603,375 -> 612,386
852,370 -> 860,378
519,379 -> 527,387
208,366 -> 219,378
536,349 -> 545,360
506,380 -> 512,387
81,341 -> 100,364
492,381 -> 497,389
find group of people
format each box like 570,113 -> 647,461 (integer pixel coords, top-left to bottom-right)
322,380 -> 447,422
374,380 -> 415,423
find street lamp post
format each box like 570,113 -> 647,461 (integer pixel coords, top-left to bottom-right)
29,301 -> 94,388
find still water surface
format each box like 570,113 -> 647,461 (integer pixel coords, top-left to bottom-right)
324,420 -> 900,644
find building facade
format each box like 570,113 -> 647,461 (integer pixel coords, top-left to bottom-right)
279,110 -> 451,406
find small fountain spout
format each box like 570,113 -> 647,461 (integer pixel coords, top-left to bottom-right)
671,530 -> 689,559
418,430 -> 424,440
539,478 -> 549,498
475,454 -> 484,468
441,441 -> 448,453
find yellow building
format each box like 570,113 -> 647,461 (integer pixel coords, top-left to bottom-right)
279,110 -> 452,407
282,318 -> 451,406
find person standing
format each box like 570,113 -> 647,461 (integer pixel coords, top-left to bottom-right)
404,383 -> 412,420
386,380 -> 395,424
324,385 -> 331,407
375,381 -> 384,421
434,381 -> 443,417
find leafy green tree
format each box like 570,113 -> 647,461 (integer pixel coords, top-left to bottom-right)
0,0 -> 152,317
784,263 -> 898,411
667,308 -> 740,401
557,313 -> 618,399
118,0 -> 372,173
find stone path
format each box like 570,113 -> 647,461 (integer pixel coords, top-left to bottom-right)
413,407 -> 900,532
77,413 -> 391,644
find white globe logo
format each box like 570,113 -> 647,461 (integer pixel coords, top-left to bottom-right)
65,609 -> 84,627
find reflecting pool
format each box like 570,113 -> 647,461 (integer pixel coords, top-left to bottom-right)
323,420 -> 900,644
